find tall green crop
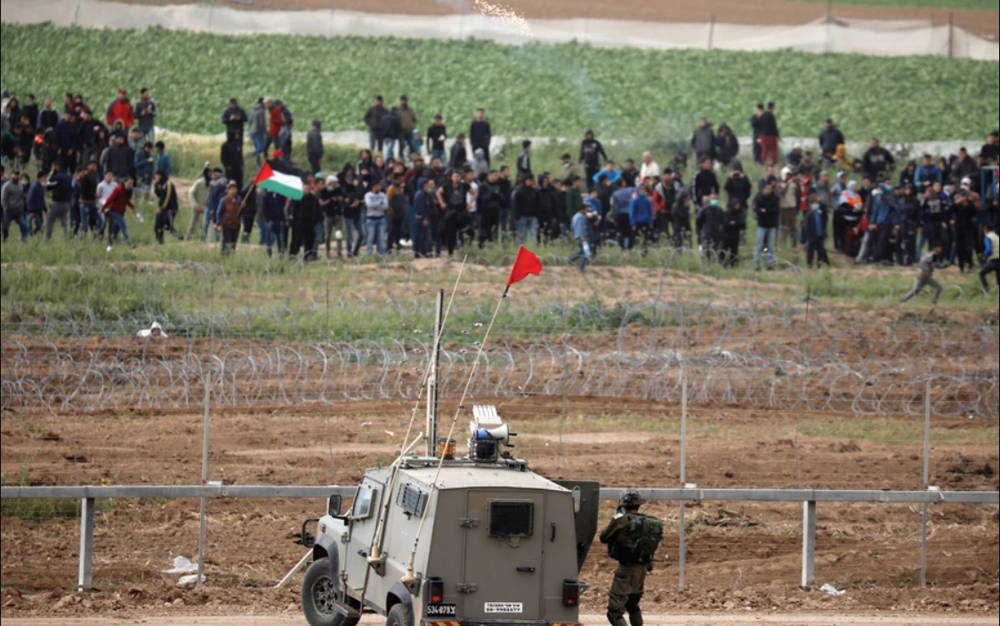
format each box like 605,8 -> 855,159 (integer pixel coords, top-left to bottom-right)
1,23 -> 996,142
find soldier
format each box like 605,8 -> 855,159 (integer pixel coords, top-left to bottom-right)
599,489 -> 663,626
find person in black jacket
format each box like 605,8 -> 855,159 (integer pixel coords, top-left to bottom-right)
720,197 -> 746,267
436,170 -> 468,256
221,137 -> 244,190
579,130 -> 608,191
52,110 -> 81,171
537,173 -> 560,243
512,175 -> 539,245
749,103 -> 764,164
379,109 -> 403,161
861,138 -> 895,181
672,191 -> 692,249
477,170 -> 504,246
106,135 -> 134,181
517,140 -> 532,181
714,124 -> 739,168
221,98 -> 248,142
757,102 -> 780,166
696,194 -> 725,260
152,171 -> 179,244
692,158 -> 719,208
289,176 -> 322,261
752,182 -> 780,270
449,133 -> 468,170
723,162 -> 751,209
469,108 -> 491,165
818,118 -> 845,164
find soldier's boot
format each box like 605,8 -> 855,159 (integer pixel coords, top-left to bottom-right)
605,608 -> 628,626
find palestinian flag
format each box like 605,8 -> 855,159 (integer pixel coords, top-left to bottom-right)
253,162 -> 303,200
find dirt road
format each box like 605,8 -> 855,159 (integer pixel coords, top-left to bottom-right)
112,0 -> 1000,39
5,614 -> 999,625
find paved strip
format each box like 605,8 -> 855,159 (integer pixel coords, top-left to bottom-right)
3,614 -> 998,625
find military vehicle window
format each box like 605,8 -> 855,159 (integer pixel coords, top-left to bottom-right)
351,485 -> 376,520
489,500 -> 534,537
397,483 -> 427,517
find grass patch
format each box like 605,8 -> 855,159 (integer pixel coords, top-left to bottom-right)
1,471 -> 116,521
2,137 -> 995,341
795,416 -> 997,445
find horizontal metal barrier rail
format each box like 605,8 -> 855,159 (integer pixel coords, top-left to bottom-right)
2,486 -> 997,592
3,485 -> 997,503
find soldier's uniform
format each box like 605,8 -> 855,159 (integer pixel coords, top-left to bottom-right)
599,492 -> 655,626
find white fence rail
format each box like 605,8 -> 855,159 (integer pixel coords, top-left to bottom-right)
3,485 -> 996,593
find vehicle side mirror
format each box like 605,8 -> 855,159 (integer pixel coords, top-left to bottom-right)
327,495 -> 342,517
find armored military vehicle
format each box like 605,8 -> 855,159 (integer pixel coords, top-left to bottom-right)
298,404 -> 599,626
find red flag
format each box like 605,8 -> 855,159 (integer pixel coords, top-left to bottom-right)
252,161 -> 274,185
506,245 -> 543,288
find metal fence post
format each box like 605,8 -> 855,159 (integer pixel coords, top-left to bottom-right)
919,379 -> 930,586
77,497 -> 95,591
678,369 -> 687,590
947,11 -> 954,58
801,500 -> 816,589
197,377 -> 211,588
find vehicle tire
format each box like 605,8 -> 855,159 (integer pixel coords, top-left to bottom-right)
302,557 -> 345,626
385,603 -> 410,626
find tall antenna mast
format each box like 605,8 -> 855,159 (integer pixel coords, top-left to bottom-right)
426,289 -> 443,456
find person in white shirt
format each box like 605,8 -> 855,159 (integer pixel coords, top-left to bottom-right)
96,171 -> 118,215
639,151 -> 661,181
364,181 -> 389,255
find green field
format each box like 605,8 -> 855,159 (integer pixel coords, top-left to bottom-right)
1,23 -> 997,142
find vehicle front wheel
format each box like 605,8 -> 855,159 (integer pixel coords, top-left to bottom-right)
302,557 -> 345,626
386,603 -> 410,626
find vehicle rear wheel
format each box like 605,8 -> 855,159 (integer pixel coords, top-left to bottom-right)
385,603 -> 409,626
302,557 -> 345,626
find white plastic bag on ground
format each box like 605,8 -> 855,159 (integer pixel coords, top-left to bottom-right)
162,556 -> 198,574
177,573 -> 205,587
819,583 -> 846,596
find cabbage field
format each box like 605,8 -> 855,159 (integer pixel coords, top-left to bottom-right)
1,22 -> 997,142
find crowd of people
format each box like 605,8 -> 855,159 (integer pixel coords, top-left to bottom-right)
2,88 -> 999,293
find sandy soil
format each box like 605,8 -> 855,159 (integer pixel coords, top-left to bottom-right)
2,392 -> 997,619
124,0 -> 1000,39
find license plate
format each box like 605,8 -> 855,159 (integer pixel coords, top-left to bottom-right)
425,603 -> 456,617
484,601 -> 523,614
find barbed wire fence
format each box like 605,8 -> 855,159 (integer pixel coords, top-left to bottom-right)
3,298 -> 997,418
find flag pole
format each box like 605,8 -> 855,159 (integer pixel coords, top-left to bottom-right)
403,246 -> 540,580
238,162 -> 266,210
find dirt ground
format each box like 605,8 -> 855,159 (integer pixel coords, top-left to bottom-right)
124,0 -> 1000,40
4,614 -> 1000,625
2,392 -> 997,619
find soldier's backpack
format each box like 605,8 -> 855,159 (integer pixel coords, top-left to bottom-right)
611,513 -> 663,565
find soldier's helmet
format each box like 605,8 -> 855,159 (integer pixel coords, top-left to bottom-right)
619,489 -> 643,509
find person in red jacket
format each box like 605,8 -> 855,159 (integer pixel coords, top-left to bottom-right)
102,177 -> 137,247
106,89 -> 135,130
265,98 -> 284,158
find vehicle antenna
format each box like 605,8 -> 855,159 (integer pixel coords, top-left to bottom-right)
363,258 -> 467,601
396,256 -> 466,459
402,277 -> 511,583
